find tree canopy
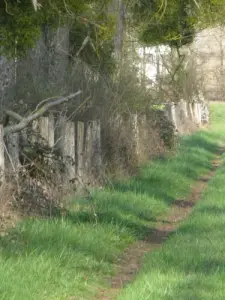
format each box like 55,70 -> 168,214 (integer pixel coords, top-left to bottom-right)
2,0 -> 225,61
129,0 -> 225,49
129,0 -> 196,48
0,0 -> 115,73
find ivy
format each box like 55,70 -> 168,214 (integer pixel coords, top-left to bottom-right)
0,0 -> 115,71
129,0 -> 198,48
130,0 -> 225,48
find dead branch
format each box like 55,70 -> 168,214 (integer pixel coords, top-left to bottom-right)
3,91 -> 82,136
31,0 -> 42,11
31,0 -> 37,10
169,55 -> 185,84
35,96 -> 64,111
3,110 -> 23,122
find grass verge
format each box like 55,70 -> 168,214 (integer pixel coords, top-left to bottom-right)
117,103 -> 225,300
0,103 -> 225,299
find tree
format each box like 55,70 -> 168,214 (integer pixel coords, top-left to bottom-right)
129,0 -> 196,49
0,0 -> 117,132
196,0 -> 225,28
0,0 -> 115,64
128,0 -> 225,50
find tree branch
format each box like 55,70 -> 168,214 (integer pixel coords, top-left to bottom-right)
169,55 -> 185,84
31,0 -> 37,10
193,0 -> 200,9
3,110 -> 23,122
3,91 -> 82,136
31,0 -> 42,11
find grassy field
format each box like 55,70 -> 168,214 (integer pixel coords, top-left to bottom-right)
117,104 -> 225,300
0,103 -> 225,299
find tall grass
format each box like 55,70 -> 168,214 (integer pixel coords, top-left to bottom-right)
0,103 -> 225,299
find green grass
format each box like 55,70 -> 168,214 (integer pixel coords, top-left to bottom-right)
117,103 -> 225,300
1,103 -> 225,299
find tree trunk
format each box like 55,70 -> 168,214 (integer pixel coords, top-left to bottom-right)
114,0 -> 125,60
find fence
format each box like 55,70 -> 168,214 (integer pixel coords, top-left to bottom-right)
164,100 -> 205,131
0,100 -> 208,184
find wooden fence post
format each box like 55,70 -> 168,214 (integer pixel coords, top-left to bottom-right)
84,121 -> 93,179
131,113 -> 140,160
32,115 -> 54,147
175,100 -> 189,131
169,102 -> 177,130
39,115 -> 55,148
91,120 -> 102,175
0,125 -> 4,183
31,115 -> 55,174
32,119 -> 39,143
65,121 -> 76,181
76,121 -> 84,179
138,114 -> 148,161
193,102 -> 201,126
139,114 -> 148,141
179,100 -> 188,118
58,116 -> 76,182
187,102 -> 194,121
7,132 -> 20,171
197,103 -> 202,126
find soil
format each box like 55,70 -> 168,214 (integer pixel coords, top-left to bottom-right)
96,147 -> 224,300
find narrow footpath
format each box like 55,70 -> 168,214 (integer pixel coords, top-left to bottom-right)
98,147 -> 224,300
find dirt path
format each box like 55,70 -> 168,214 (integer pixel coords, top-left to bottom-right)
97,147 -> 224,300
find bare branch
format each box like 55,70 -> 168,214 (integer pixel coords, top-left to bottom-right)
193,0 -> 200,9
169,55 -> 185,84
35,95 -> 64,111
3,110 -> 23,122
4,0 -> 14,15
31,0 -> 42,11
31,0 -> 37,10
3,91 -> 82,136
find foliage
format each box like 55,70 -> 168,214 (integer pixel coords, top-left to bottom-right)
69,13 -> 116,73
197,0 -> 225,28
129,0 -> 197,48
152,110 -> 176,148
152,104 -> 166,110
129,0 -> 225,49
0,1 -> 40,56
0,0 -> 115,72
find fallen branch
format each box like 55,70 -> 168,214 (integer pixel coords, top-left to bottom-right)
3,110 -> 23,122
3,91 -> 82,136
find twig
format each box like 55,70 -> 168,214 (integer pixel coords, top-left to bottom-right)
31,0 -> 42,11
35,96 -> 64,111
193,0 -> 200,9
4,0 -> 14,15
